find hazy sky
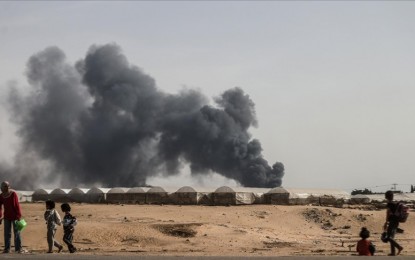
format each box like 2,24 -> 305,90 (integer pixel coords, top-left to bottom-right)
1,1 -> 415,191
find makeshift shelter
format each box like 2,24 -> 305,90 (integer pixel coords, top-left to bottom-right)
146,186 -> 171,204
246,187 -> 273,204
364,194 -> 387,203
106,187 -> 130,204
265,187 -> 350,206
15,191 -> 33,202
32,189 -> 53,202
169,186 -> 196,205
402,193 -> 415,202
68,188 -> 90,203
350,194 -> 371,204
394,193 -> 412,202
170,186 -> 213,205
197,190 -> 214,205
351,193 -> 415,205
125,187 -> 148,204
86,188 -> 110,203
50,188 -> 71,202
211,186 -> 268,205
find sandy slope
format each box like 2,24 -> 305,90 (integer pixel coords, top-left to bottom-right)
14,203 -> 414,256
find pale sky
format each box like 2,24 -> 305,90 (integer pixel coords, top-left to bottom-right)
1,1 -> 415,192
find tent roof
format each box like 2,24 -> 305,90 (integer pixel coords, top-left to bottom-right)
51,188 -> 71,195
68,188 -> 90,194
175,186 -> 214,193
402,193 -> 415,200
176,186 -> 196,193
108,187 -> 129,193
214,186 -> 235,193
353,193 -> 415,202
86,187 -> 111,194
268,187 -> 349,196
154,186 -> 182,193
363,194 -> 386,201
351,194 -> 371,199
127,187 -> 148,193
232,187 -> 271,193
266,187 -> 286,193
215,186 -> 271,193
33,189 -> 53,195
147,186 -> 167,193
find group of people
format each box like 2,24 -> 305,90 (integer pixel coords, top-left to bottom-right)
44,200 -> 77,253
0,181 -> 76,254
356,190 -> 405,256
0,181 -> 408,255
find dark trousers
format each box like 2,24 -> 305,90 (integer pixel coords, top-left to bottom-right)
387,220 -> 403,255
63,230 -> 76,253
3,219 -> 21,252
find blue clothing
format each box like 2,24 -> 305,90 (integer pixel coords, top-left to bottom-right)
62,213 -> 77,253
3,219 -> 21,252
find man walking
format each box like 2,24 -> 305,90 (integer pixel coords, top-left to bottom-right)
0,181 -> 24,253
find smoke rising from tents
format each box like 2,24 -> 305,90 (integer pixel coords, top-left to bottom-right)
1,44 -> 284,189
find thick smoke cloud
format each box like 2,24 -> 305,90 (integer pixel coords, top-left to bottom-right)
1,44 -> 284,189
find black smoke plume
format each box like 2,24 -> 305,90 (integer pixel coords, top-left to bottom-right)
1,44 -> 284,189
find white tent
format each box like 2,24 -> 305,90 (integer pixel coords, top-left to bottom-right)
196,188 -> 214,205
125,187 -> 148,204
32,189 -> 53,202
146,186 -> 170,204
68,188 -> 90,203
366,193 -> 414,203
86,187 -> 110,203
170,186 -> 213,205
238,187 -> 272,204
106,187 -> 130,204
394,193 -> 412,202
169,186 -> 195,205
352,193 -> 415,204
364,194 -> 387,203
15,190 -> 33,202
402,193 -> 415,202
350,194 -> 372,204
265,187 -> 350,205
211,186 -> 266,205
50,188 -> 71,202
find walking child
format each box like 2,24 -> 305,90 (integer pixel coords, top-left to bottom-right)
356,227 -> 374,256
61,203 -> 77,253
44,200 -> 63,253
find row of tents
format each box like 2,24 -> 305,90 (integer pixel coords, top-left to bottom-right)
15,186 -> 415,206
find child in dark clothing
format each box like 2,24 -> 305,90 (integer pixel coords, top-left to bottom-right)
356,227 -> 374,256
383,190 -> 403,256
60,203 -> 77,253
44,200 -> 63,253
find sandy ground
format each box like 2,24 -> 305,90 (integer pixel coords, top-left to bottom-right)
10,203 -> 415,256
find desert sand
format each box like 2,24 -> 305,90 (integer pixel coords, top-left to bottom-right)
15,203 -> 414,256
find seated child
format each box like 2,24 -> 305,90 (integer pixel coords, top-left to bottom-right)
356,227 -> 374,256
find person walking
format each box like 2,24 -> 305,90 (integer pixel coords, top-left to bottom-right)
383,190 -> 403,256
61,203 -> 77,253
0,181 -> 25,253
44,200 -> 63,253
